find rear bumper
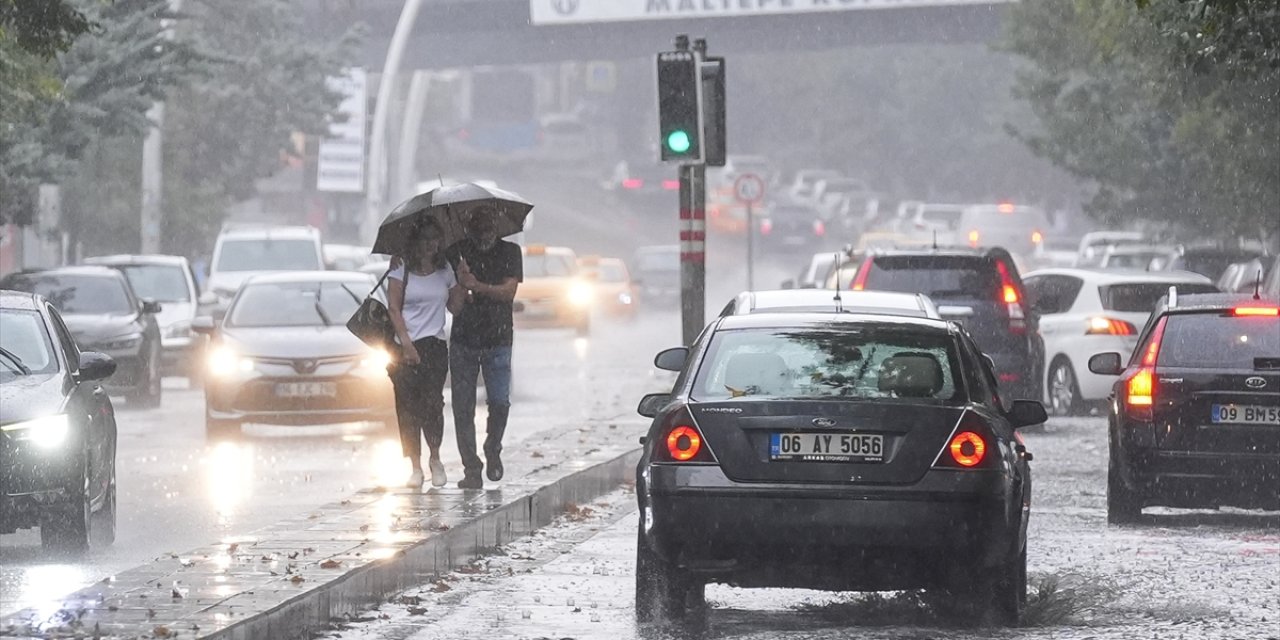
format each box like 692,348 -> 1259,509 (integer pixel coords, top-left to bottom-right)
1117,423 -> 1280,508
640,464 -> 1022,590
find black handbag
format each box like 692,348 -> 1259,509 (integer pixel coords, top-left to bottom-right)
346,269 -> 397,350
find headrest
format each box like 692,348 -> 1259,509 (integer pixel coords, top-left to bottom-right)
724,353 -> 791,395
877,352 -> 944,398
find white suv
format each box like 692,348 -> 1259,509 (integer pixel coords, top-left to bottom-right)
203,225 -> 325,312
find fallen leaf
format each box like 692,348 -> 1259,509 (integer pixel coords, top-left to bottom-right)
108,605 -> 118,612
171,588 -> 184,600
320,559 -> 342,569
359,524 -> 370,533
340,499 -> 351,505
227,543 -> 239,553
407,606 -> 427,615
287,552 -> 299,560
152,625 -> 172,638
146,608 -> 156,619
260,555 -> 274,562
530,451 -> 544,458
303,547 -> 316,554
290,575 -> 305,584
397,596 -> 421,606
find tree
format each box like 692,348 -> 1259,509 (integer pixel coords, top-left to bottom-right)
0,0 -> 92,58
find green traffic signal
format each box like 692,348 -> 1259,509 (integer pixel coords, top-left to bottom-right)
666,130 -> 692,154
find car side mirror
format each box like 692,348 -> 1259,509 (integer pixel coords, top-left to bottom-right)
780,279 -> 795,290
191,316 -> 218,334
77,352 -> 117,382
141,299 -> 162,314
654,347 -> 689,372
1008,399 -> 1048,429
1089,352 -> 1124,376
198,292 -> 218,306
637,393 -> 671,418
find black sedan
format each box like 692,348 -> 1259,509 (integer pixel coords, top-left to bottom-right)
194,271 -> 397,438
1089,293 -> 1280,522
634,312 -> 1046,625
0,267 -> 163,407
1,290 -> 118,552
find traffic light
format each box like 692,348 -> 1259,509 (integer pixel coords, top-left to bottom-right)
656,51 -> 702,162
700,56 -> 726,167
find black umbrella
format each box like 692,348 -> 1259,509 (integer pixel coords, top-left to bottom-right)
372,182 -> 534,256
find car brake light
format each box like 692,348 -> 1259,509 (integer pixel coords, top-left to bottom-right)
1127,369 -> 1154,406
1086,316 -> 1137,336
622,178 -> 643,190
1125,317 -> 1166,420
662,179 -> 680,191
666,426 -> 701,461
654,406 -> 715,463
997,201 -> 1016,214
813,219 -> 826,236
968,230 -> 980,247
850,257 -> 872,291
999,372 -> 1020,383
1233,307 -> 1279,317
760,219 -> 773,235
948,431 -> 987,467
994,260 -> 1026,333
1031,231 -> 1044,244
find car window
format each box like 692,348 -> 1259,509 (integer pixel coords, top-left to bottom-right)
47,306 -> 80,368
119,264 -> 191,302
227,281 -> 364,328
863,256 -> 999,300
1157,312 -> 1279,369
1100,283 -> 1218,312
524,253 -> 576,278
1026,275 -> 1083,315
216,239 -> 322,272
2,274 -> 134,315
692,326 -> 963,402
0,309 -> 59,375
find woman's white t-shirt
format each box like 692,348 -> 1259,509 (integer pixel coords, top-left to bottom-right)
388,264 -> 456,341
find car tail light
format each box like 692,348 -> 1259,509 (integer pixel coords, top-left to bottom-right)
662,179 -> 680,191
994,260 -> 1026,334
1124,316 -> 1166,420
813,219 -> 826,236
999,372 -> 1020,383
948,432 -> 987,467
760,219 -> 773,235
1031,231 -> 1044,245
968,230 -> 980,247
850,256 -> 873,291
1233,306 -> 1279,317
1086,316 -> 1137,336
622,178 -> 643,190
934,414 -> 996,470
653,406 -> 716,464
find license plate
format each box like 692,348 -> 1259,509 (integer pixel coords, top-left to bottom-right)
1211,404 -> 1280,425
275,382 -> 337,398
770,432 -> 884,462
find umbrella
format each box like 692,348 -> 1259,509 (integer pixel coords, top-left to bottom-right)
372,182 -> 534,256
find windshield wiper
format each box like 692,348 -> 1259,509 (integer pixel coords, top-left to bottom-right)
0,346 -> 32,375
313,285 -> 333,326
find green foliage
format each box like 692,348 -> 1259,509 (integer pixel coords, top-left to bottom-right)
1005,0 -> 1280,242
0,0 -> 92,58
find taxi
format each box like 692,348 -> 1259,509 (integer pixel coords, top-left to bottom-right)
515,245 -> 593,335
578,255 -> 637,319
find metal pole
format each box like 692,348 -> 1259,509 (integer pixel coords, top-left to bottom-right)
679,164 -> 696,346
362,0 -> 425,246
140,0 -> 182,254
396,70 -> 431,202
690,163 -> 706,340
746,202 -> 754,291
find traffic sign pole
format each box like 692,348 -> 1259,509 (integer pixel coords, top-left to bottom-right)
733,173 -> 766,294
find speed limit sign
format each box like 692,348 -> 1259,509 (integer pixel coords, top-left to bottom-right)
734,173 -> 765,205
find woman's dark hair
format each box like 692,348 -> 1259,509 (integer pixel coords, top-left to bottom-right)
402,218 -> 446,272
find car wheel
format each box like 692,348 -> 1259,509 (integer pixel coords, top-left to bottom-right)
635,524 -> 702,625
1048,358 -> 1083,417
90,472 -> 117,547
40,466 -> 91,554
1107,435 -> 1143,524
990,547 -> 1027,626
129,345 -> 163,409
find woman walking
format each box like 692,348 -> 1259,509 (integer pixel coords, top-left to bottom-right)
387,219 -> 465,488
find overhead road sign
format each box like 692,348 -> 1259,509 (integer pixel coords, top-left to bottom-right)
530,0 -> 1015,25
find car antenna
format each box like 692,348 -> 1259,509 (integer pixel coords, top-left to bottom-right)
1254,269 -> 1263,300
832,252 -> 844,312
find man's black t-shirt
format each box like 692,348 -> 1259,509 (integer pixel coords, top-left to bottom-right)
446,238 -> 523,347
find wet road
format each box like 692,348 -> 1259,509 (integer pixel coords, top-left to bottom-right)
328,416 -> 1280,640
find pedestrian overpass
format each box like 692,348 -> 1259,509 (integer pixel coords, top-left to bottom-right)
302,0 -> 1012,69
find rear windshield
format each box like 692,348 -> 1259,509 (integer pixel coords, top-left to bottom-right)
1101,283 -> 1218,312
216,239 -> 321,272
120,265 -> 190,302
692,326 -> 963,403
863,256 -> 998,300
1156,313 -> 1280,369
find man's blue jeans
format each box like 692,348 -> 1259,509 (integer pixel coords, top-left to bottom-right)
449,342 -> 512,479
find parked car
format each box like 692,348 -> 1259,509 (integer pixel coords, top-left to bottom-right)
1,290 -> 118,551
719,289 -> 940,319
907,203 -> 967,240
1152,245 -> 1267,281
204,224 -> 325,314
603,160 -> 681,207
1096,245 -> 1176,271
0,267 -> 164,407
843,247 -> 1044,401
1023,268 -> 1219,416
515,245 -> 592,334
194,271 -> 396,438
635,312 -> 1045,624
1088,293 -> 1280,522
83,254 -> 203,379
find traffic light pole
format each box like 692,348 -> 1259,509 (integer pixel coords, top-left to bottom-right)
680,163 -> 706,346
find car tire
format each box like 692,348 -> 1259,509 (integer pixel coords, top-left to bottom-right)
1107,436 -> 1143,524
206,414 -> 241,440
129,344 -> 163,409
635,525 -> 703,625
40,466 -> 91,554
90,473 -> 117,547
990,547 -> 1027,626
1048,358 -> 1084,417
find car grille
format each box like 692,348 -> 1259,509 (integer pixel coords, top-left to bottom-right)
231,378 -> 382,413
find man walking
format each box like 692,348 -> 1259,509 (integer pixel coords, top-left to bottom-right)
447,206 -> 522,489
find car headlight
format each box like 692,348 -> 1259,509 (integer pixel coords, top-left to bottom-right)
208,346 -> 254,377
568,281 -> 594,308
165,321 -> 193,339
95,333 -> 143,351
1,414 -> 70,449
358,348 -> 392,375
